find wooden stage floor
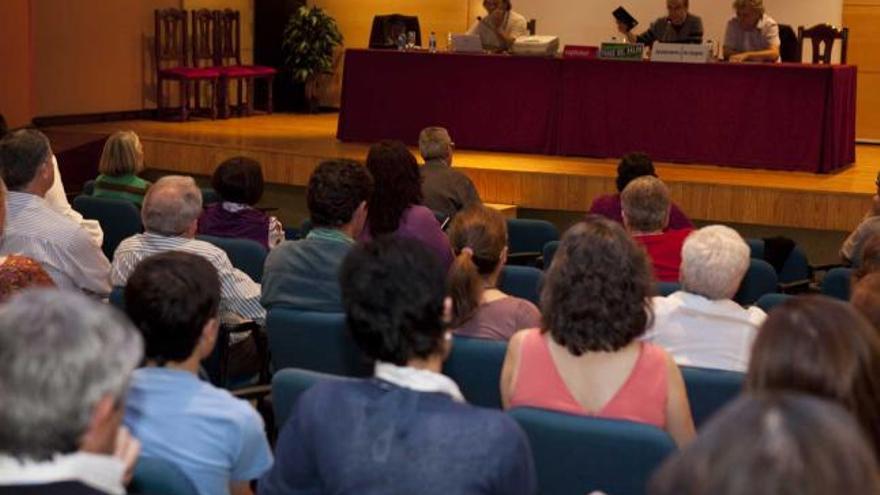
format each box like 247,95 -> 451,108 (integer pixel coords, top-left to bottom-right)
47,113 -> 879,232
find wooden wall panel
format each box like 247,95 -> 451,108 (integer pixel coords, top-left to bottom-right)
843,2 -> 880,140
0,0 -> 34,127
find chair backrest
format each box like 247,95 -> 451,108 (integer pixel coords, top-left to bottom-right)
656,281 -> 681,297
754,292 -> 792,312
680,366 -> 744,428
746,237 -> 811,285
526,19 -> 537,36
369,14 -> 422,49
201,187 -> 221,205
266,308 -> 373,376
217,9 -> 244,66
109,286 -> 126,310
509,407 -> 676,495
821,267 -> 853,301
506,218 -> 560,266
129,456 -> 198,495
733,258 -> 778,306
196,234 -> 267,282
72,195 -> 143,260
191,9 -> 218,67
541,240 -> 559,270
499,265 -> 543,305
442,336 -> 508,408
779,24 -> 800,62
155,8 -> 189,70
798,23 -> 848,64
272,368 -> 351,429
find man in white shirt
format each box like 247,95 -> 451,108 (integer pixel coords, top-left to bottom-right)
0,290 -> 143,495
723,0 -> 780,62
0,130 -> 112,295
467,0 -> 529,52
645,225 -> 766,372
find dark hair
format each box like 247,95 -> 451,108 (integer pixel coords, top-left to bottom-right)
851,273 -> 880,333
365,140 -> 423,235
0,129 -> 51,191
124,251 -> 221,364
447,205 -> 507,327
340,236 -> 446,365
649,393 -> 880,495
853,233 -> 880,283
211,156 -> 264,205
616,152 -> 656,192
747,295 -> 880,460
307,159 -> 374,228
541,216 -> 653,354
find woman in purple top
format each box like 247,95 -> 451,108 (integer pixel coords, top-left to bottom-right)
197,157 -> 283,250
448,205 -> 541,340
588,152 -> 693,230
359,140 -> 454,269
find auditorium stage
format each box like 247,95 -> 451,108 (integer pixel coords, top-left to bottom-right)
45,113 -> 878,232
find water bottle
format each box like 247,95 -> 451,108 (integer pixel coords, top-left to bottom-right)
429,32 -> 437,53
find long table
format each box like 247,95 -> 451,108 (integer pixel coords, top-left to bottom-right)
337,48 -> 856,173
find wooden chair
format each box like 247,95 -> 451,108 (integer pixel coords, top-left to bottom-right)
798,23 -> 848,64
215,9 -> 277,116
190,9 -> 222,117
154,9 -> 219,121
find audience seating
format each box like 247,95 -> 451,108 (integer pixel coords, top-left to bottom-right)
196,234 -> 267,282
680,366 -> 744,429
272,368 -> 350,430
509,407 -> 675,495
109,286 -> 126,310
734,258 -> 778,306
541,240 -> 559,270
266,308 -> 373,377
128,456 -> 198,495
656,281 -> 681,297
499,265 -> 543,305
72,195 -> 143,260
442,336 -> 508,408
754,292 -> 792,312
798,23 -> 848,64
746,237 -> 811,291
820,267 -> 853,301
506,218 -> 559,266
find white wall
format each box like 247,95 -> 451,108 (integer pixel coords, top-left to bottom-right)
468,0 -> 842,54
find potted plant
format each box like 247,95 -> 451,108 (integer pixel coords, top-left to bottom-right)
282,5 -> 343,112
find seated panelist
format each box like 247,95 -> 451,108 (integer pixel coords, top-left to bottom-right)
722,0 -> 780,62
617,0 -> 704,46
467,0 -> 529,52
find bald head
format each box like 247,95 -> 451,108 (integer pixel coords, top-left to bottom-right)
142,175 -> 203,236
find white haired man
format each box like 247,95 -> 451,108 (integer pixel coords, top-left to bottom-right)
0,290 -> 143,494
644,225 -> 766,372
419,127 -> 481,220
723,0 -> 780,62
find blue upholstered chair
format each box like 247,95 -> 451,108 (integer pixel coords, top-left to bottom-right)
499,265 -> 543,305
196,234 -> 267,283
680,366 -> 745,428
656,281 -> 681,297
266,308 -> 372,377
109,286 -> 126,310
754,292 -> 793,312
734,258 -> 779,306
746,237 -> 811,289
442,336 -> 508,409
541,240 -> 560,270
72,195 -> 142,260
272,368 -> 350,429
821,267 -> 853,301
128,456 -> 198,495
506,218 -> 560,266
509,407 -> 676,495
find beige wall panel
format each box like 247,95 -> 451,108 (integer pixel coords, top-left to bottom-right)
0,0 -> 34,127
843,5 -> 880,70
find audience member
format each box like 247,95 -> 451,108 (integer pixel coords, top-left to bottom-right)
588,152 -> 692,230
500,217 -> 695,447
467,0 -> 529,52
198,156 -> 283,250
723,0 -> 781,62
260,237 -> 537,494
645,225 -> 765,372
123,252 -> 272,495
841,172 -> 880,265
852,273 -> 880,330
617,0 -> 703,46
112,175 -> 265,324
0,177 -> 54,302
853,233 -> 880,282
448,205 -> 540,340
360,140 -> 453,269
649,393 -> 880,495
747,295 -> 880,459
621,176 -> 693,282
262,159 -> 373,312
0,129 -> 111,295
93,131 -> 151,207
419,127 -> 480,220
0,290 -> 143,494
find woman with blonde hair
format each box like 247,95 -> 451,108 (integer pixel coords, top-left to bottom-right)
93,130 -> 151,206
447,205 -> 540,341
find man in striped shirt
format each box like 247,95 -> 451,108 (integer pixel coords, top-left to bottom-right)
0,130 -> 111,296
111,175 -> 265,324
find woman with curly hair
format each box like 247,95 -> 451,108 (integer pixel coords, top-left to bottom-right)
360,140 -> 453,269
500,216 -> 695,446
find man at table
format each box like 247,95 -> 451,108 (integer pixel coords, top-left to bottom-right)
617,0 -> 704,46
467,0 -> 529,52
723,0 -> 780,62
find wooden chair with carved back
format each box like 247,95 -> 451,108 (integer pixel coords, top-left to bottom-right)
189,9 -> 223,118
797,23 -> 848,64
215,9 -> 277,116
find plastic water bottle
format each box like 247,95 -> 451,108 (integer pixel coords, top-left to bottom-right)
429,32 -> 437,53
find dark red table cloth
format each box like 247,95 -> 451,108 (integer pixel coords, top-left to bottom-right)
337,49 -> 856,173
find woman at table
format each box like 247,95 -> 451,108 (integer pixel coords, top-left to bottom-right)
722,0 -> 780,62
467,0 -> 529,52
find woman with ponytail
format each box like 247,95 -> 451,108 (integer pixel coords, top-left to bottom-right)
447,205 -> 540,340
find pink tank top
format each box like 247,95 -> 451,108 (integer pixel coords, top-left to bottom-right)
509,328 -> 668,428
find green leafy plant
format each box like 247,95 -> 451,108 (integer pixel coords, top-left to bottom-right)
282,5 -> 343,83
